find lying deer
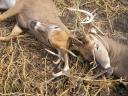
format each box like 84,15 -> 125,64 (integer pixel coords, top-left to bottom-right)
76,31 -> 128,80
0,0 -> 94,77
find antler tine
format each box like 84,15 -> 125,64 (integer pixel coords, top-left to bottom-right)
67,8 -> 94,24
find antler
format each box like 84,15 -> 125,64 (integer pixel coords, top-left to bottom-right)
67,8 -> 94,24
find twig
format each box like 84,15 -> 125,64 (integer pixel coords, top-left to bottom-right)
0,92 -> 32,96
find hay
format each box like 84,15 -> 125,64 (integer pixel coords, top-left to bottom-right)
0,0 -> 128,95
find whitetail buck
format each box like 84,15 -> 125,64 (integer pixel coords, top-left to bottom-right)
0,0 -> 94,77
76,31 -> 128,80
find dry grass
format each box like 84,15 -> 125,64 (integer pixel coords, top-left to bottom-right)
0,0 -> 128,96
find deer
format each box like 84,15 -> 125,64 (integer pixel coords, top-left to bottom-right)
0,0 -> 94,77
75,29 -> 128,81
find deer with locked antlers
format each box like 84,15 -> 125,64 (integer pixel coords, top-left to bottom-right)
0,0 -> 94,77
76,29 -> 128,81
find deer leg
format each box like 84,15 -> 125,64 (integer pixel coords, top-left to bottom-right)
0,24 -> 23,41
0,0 -> 23,21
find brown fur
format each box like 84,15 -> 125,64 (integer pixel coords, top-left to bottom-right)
103,36 -> 128,80
78,33 -> 128,80
76,34 -> 95,60
0,0 -> 71,76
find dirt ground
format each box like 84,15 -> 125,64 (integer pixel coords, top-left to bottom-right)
0,0 -> 128,96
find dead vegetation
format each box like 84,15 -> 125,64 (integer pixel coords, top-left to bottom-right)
0,0 -> 128,96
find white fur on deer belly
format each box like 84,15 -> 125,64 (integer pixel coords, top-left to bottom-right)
5,0 -> 16,8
